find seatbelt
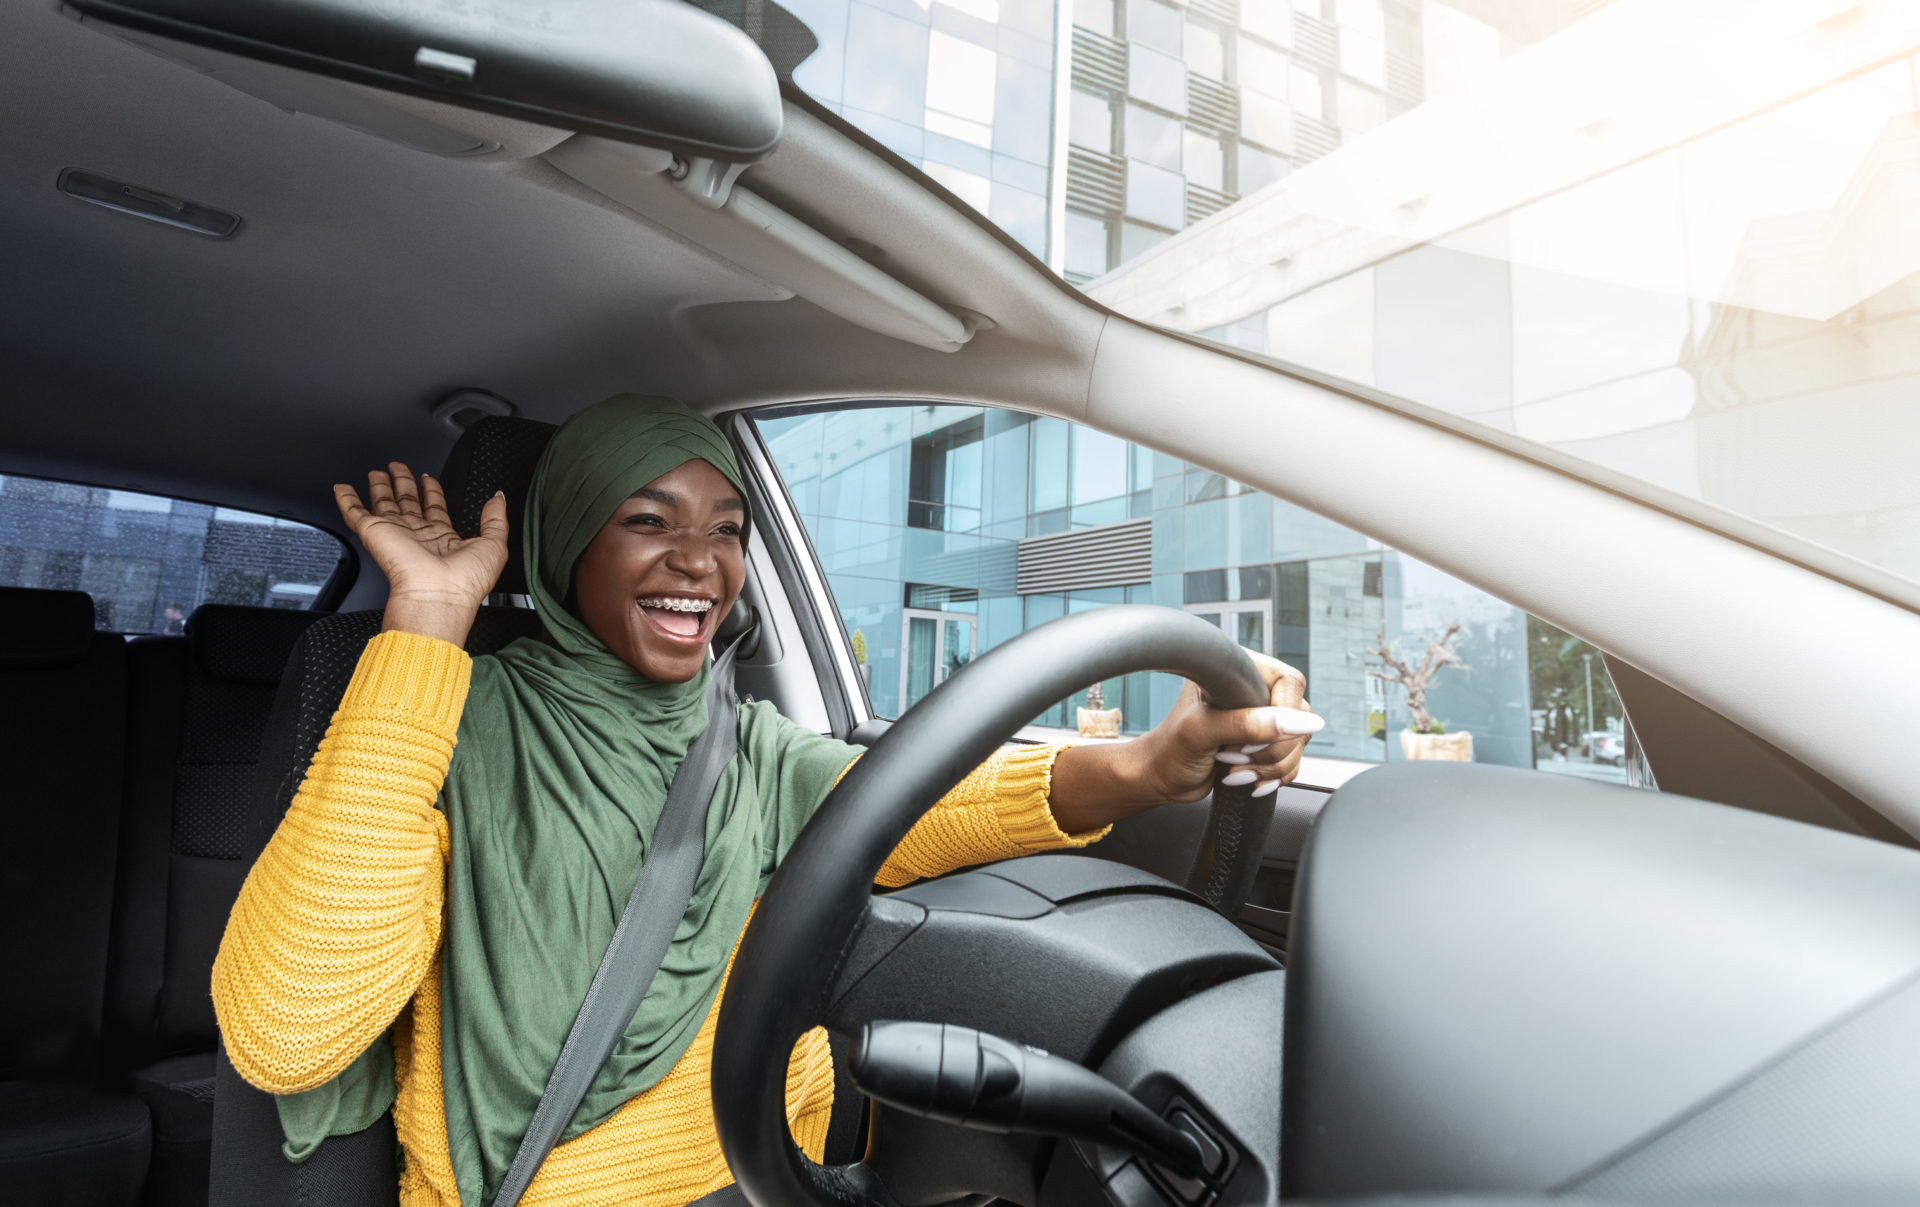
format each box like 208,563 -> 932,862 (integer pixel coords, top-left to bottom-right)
491,634 -> 746,1207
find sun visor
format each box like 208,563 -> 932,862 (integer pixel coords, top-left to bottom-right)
65,0 -> 783,163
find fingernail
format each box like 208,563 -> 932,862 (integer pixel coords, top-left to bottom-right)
1215,751 -> 1250,765
1256,707 -> 1324,736
1241,743 -> 1269,754
1221,769 -> 1257,787
1252,779 -> 1280,797
494,490 -> 505,498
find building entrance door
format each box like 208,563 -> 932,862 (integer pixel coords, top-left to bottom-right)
901,608 -> 977,713
1184,600 -> 1269,654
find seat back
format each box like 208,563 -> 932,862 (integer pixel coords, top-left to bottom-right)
112,606 -> 326,1065
210,606 -> 544,1207
0,587 -> 128,1085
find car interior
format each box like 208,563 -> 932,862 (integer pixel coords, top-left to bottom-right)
6,2 -> 1920,1207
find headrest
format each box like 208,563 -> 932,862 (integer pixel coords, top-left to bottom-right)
438,416 -> 556,596
188,605 -> 326,685
0,587 -> 98,668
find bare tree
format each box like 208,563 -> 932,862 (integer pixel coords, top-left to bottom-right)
1369,623 -> 1468,735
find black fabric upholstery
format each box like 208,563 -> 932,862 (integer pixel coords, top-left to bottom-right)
0,584 -> 95,666
107,605 -> 323,1207
436,415 -> 556,596
0,587 -> 147,1205
0,1080 -> 150,1203
0,599 -> 127,1083
213,606 -> 543,1207
130,1053 -> 217,1207
189,605 -> 329,686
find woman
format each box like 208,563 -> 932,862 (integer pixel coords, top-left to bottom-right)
213,396 -> 1320,1207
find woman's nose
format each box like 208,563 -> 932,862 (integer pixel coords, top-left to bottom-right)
662,534 -> 716,578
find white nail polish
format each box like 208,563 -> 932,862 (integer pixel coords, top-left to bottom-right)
1252,779 -> 1280,797
1221,769 -> 1257,787
1215,751 -> 1250,765
1241,743 -> 1269,754
1260,707 -> 1324,735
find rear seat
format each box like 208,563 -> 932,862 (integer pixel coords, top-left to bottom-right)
0,586 -> 149,1205
109,604 -> 323,1207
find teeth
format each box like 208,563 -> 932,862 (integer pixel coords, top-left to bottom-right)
638,597 -> 713,613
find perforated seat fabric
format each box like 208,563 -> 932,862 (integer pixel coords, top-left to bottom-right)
435,415 -> 557,596
0,586 -> 147,1206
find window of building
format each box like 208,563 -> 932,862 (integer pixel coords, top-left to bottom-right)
1237,36 -> 1289,98
750,402 -> 1641,788
1242,3 -> 1291,47
1128,44 -> 1188,115
1340,29 -> 1386,89
926,30 -> 997,147
1338,78 -> 1386,135
1289,64 -> 1326,120
1236,143 -> 1289,192
1124,103 -> 1184,170
1073,0 -> 1115,37
0,473 -> 348,635
1125,159 -> 1186,228
1337,0 -> 1385,39
923,161 -> 992,211
1069,89 -> 1115,153
1126,0 -> 1182,54
1241,89 -> 1293,154
1120,219 -> 1172,260
1185,23 -> 1226,79
1065,209 -> 1113,277
1183,129 -> 1226,191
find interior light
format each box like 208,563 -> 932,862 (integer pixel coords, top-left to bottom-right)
57,168 -> 240,238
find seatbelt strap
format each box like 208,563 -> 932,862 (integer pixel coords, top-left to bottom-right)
491,635 -> 746,1207
683,1182 -> 751,1207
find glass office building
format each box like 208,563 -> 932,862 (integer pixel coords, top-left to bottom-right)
757,404 -> 1595,774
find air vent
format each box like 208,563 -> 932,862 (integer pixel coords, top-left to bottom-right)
1067,148 -> 1126,214
58,168 -> 239,238
1017,519 -> 1151,595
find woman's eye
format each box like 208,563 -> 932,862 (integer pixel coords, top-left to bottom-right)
713,524 -> 742,539
626,513 -> 667,529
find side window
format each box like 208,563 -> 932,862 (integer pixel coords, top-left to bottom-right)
0,473 -> 349,635
752,405 -> 1638,785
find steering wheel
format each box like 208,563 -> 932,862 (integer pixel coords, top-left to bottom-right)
713,605 -> 1276,1207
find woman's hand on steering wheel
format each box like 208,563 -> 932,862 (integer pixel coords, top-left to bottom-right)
333,462 -> 510,646
1133,652 -> 1321,803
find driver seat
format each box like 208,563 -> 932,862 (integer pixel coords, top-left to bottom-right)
207,417 -> 795,1205
208,418 -> 557,1206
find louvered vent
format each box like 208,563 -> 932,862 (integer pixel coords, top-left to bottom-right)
1017,519 -> 1152,595
1187,183 -> 1235,225
1295,114 -> 1339,162
1293,13 -> 1338,71
1189,0 -> 1237,24
1385,52 -> 1424,109
1067,148 -> 1125,213
1072,28 -> 1127,96
1187,74 -> 1238,136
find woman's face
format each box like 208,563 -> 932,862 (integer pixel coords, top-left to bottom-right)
573,458 -> 747,682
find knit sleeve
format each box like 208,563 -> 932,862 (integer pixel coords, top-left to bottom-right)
212,630 -> 470,1094
875,743 -> 1109,889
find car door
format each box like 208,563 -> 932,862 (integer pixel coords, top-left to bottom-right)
729,401 -> 1647,959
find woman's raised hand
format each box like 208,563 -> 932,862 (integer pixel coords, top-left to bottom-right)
333,462 -> 510,645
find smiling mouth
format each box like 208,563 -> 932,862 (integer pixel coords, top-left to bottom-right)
635,595 -> 717,645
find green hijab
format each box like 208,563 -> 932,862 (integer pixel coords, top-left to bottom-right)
277,395 -> 861,1206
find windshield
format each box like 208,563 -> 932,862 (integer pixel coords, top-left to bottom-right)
763,0 -> 1920,589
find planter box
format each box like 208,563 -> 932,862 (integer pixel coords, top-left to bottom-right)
1400,730 -> 1473,762
1077,707 -> 1123,739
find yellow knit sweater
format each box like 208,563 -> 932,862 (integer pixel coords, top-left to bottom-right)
213,631 -> 1099,1207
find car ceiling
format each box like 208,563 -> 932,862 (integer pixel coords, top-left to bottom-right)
0,1 -> 1099,531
